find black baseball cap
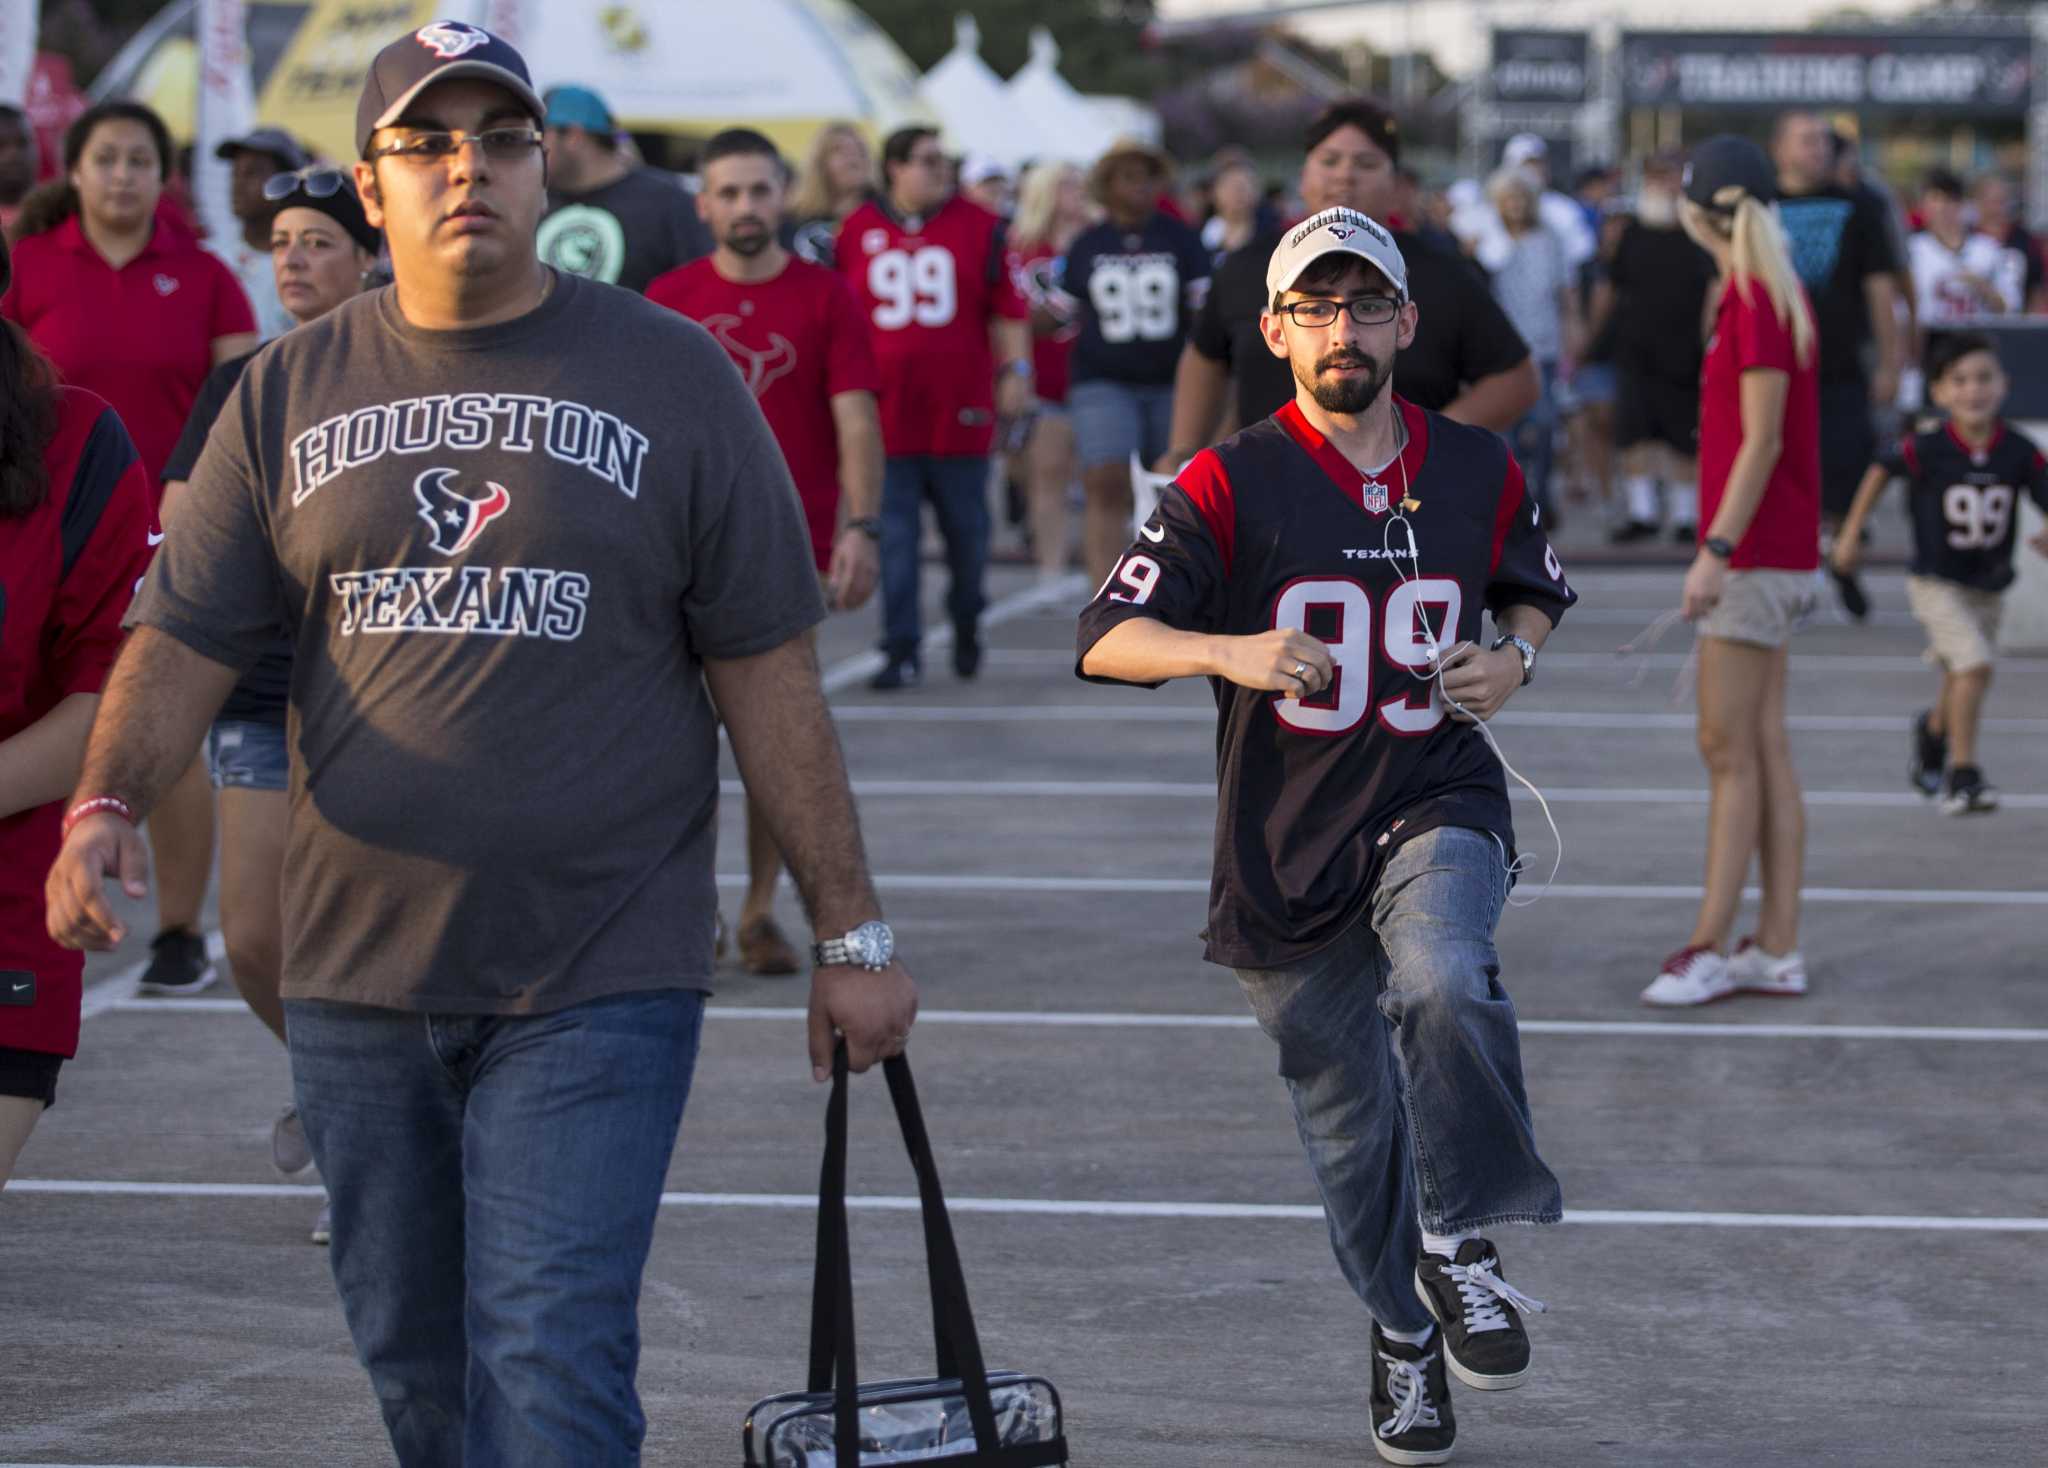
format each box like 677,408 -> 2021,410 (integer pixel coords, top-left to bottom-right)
216,127 -> 310,170
1684,135 -> 1777,214
355,19 -> 545,158
265,169 -> 382,255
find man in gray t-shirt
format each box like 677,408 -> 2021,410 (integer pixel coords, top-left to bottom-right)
46,22 -> 917,1466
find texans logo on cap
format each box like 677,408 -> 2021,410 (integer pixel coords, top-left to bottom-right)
414,469 -> 510,555
1329,225 -> 1356,240
415,20 -> 490,59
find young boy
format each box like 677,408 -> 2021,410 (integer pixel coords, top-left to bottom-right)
1834,331 -> 2048,813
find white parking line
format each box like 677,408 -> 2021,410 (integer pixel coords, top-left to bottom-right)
818,574 -> 1085,692
972,648 -> 2038,675
826,704 -> 2048,734
8,1180 -> 2039,1233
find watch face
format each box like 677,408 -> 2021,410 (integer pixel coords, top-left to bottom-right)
850,921 -> 894,968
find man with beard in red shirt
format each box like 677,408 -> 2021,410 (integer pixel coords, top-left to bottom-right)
648,129 -> 883,975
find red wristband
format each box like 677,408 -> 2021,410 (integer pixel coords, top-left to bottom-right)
63,796 -> 137,839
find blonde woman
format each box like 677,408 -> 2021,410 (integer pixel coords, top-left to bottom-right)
787,121 -> 873,266
1009,161 -> 1090,580
1643,136 -> 1822,1007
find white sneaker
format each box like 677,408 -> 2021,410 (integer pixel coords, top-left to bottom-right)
1641,945 -> 1735,1007
310,1199 -> 331,1246
270,1103 -> 316,1180
1727,937 -> 1807,996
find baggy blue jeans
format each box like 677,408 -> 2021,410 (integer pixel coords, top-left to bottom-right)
879,454 -> 991,660
1233,825 -> 1562,1334
284,988 -> 706,1467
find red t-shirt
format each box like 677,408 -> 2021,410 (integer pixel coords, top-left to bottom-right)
1698,278 -> 1822,571
1013,241 -> 1077,406
647,255 -> 880,570
1,216 -> 256,493
836,195 -> 1029,457
0,386 -> 161,1060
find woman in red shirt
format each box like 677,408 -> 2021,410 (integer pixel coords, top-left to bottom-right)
0,229 -> 158,1186
1009,161 -> 1090,582
1644,136 -> 1822,1007
1,101 -> 258,1005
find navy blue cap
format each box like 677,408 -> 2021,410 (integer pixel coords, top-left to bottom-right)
1684,135 -> 1777,214
355,20 -> 544,158
216,127 -> 310,170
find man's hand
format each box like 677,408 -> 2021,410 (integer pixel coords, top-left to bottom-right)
1682,548 -> 1728,622
825,528 -> 879,612
1870,364 -> 1901,412
46,815 -> 151,951
1436,643 -> 1522,723
1212,629 -> 1332,698
808,961 -> 919,1081
1830,534 -> 1864,579
995,371 -> 1033,421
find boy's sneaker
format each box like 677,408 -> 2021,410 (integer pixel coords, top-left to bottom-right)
1640,944 -> 1735,1007
1942,766 -> 1999,816
135,928 -> 217,997
1414,1240 -> 1545,1391
1727,937 -> 1807,997
1369,1323 -> 1455,1466
270,1103 -> 316,1180
1909,710 -> 1946,799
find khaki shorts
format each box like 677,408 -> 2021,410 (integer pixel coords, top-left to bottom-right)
1697,569 -> 1818,649
1906,575 -> 2002,673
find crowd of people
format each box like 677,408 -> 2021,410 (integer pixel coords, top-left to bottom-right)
0,16 -> 2043,1466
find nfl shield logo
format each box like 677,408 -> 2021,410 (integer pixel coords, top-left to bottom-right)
1361,477 -> 1390,514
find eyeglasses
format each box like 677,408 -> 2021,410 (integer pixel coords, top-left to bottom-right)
366,127 -> 545,163
1276,295 -> 1402,328
263,166 -> 350,202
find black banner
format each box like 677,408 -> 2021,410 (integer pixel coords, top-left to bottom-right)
1490,30 -> 1591,105
1620,30 -> 2032,114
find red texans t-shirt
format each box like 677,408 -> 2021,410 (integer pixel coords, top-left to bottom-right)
1698,278 -> 1822,571
648,255 -> 879,570
1,216 -> 256,494
836,195 -> 1029,457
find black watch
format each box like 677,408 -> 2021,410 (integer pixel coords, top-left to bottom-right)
1703,536 -> 1735,560
845,517 -> 882,541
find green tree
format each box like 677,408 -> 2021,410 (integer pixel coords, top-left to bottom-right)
854,0 -> 1161,98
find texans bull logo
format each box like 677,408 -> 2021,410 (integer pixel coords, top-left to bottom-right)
415,20 -> 490,59
414,469 -> 510,555
703,314 -> 796,397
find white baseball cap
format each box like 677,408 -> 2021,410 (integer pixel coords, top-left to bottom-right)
1265,207 -> 1408,303
1502,133 -> 1547,168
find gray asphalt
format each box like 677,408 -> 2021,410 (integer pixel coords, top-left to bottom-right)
2,544 -> 2043,1467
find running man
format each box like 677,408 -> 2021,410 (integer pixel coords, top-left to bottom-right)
648,127 -> 884,975
45,22 -> 916,1465
1078,209 -> 1574,1466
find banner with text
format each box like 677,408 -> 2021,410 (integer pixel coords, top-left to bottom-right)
1620,29 -> 2032,116
1490,30 -> 1591,107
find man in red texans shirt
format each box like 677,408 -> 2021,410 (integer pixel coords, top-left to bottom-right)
1079,209 -> 1573,1466
648,128 -> 884,976
837,125 -> 1032,689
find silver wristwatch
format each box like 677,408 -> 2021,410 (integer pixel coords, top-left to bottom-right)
812,920 -> 895,972
1491,634 -> 1536,685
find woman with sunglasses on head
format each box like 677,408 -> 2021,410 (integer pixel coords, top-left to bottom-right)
155,167 -> 381,1242
1,101 -> 260,1005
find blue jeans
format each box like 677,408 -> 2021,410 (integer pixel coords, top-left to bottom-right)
879,455 -> 990,660
285,988 -> 706,1467
1509,359 -> 1559,520
1233,825 -> 1561,1334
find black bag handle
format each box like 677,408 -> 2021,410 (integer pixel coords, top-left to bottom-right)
807,1041 -> 1005,1466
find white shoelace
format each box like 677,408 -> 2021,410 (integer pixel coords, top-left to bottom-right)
1444,1256 -> 1548,1333
1375,1350 -> 1441,1439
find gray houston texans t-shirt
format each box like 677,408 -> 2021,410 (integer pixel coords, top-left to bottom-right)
134,272 -> 825,1014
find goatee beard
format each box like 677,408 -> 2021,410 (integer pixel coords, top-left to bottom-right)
725,226 -> 770,257
1298,350 -> 1391,415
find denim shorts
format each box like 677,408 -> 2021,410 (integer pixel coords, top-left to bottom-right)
1069,378 -> 1175,470
206,719 -> 288,792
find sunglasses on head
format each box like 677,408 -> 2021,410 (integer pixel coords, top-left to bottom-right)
264,166 -> 351,202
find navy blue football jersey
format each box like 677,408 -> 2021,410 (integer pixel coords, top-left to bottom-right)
1060,212 -> 1212,387
1075,398 -> 1575,969
1878,421 -> 2048,593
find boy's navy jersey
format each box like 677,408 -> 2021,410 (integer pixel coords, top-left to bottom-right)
1060,212 -> 1211,387
1879,421 -> 2048,592
1075,398 -> 1575,970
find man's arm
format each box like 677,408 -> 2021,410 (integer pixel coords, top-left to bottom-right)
1159,342 -> 1230,471
1080,616 -> 1331,696
1864,273 -> 1902,408
45,629 -> 238,950
825,389 -> 883,611
704,635 -> 915,1079
991,317 -> 1032,418
1442,358 -> 1540,432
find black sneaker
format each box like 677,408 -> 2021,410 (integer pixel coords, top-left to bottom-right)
1909,709 -> 1946,800
1369,1323 -> 1455,1466
868,654 -> 920,692
1669,522 -> 1696,544
1829,566 -> 1870,621
1607,520 -> 1659,545
1413,1239 -> 1546,1391
135,927 -> 217,997
1942,765 -> 1999,816
952,623 -> 982,680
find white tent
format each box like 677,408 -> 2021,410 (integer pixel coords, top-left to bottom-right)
917,15 -> 1046,170
1003,26 -> 1115,166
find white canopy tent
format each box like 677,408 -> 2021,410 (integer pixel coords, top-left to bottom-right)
917,15 -> 1048,171
1002,26 -> 1116,166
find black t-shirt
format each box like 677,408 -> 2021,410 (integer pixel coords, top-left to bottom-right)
1776,184 -> 1898,385
1606,221 -> 1715,382
1879,421 -> 2048,592
1075,398 -> 1575,969
162,351 -> 290,725
538,168 -> 713,294
1192,227 -> 1530,428
1059,212 -> 1211,388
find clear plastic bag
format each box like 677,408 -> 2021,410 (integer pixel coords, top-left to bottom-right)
751,1373 -> 1062,1466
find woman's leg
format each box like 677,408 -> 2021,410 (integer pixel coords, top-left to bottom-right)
0,1094 -> 43,1188
1753,646 -> 1805,956
150,755 -> 215,937
1689,636 -> 1774,952
1025,411 -> 1076,580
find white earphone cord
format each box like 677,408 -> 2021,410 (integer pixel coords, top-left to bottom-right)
1382,457 -> 1563,908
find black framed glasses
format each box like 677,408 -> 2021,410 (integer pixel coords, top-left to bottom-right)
263,166 -> 350,202
1276,295 -> 1402,328
366,127 -> 545,163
